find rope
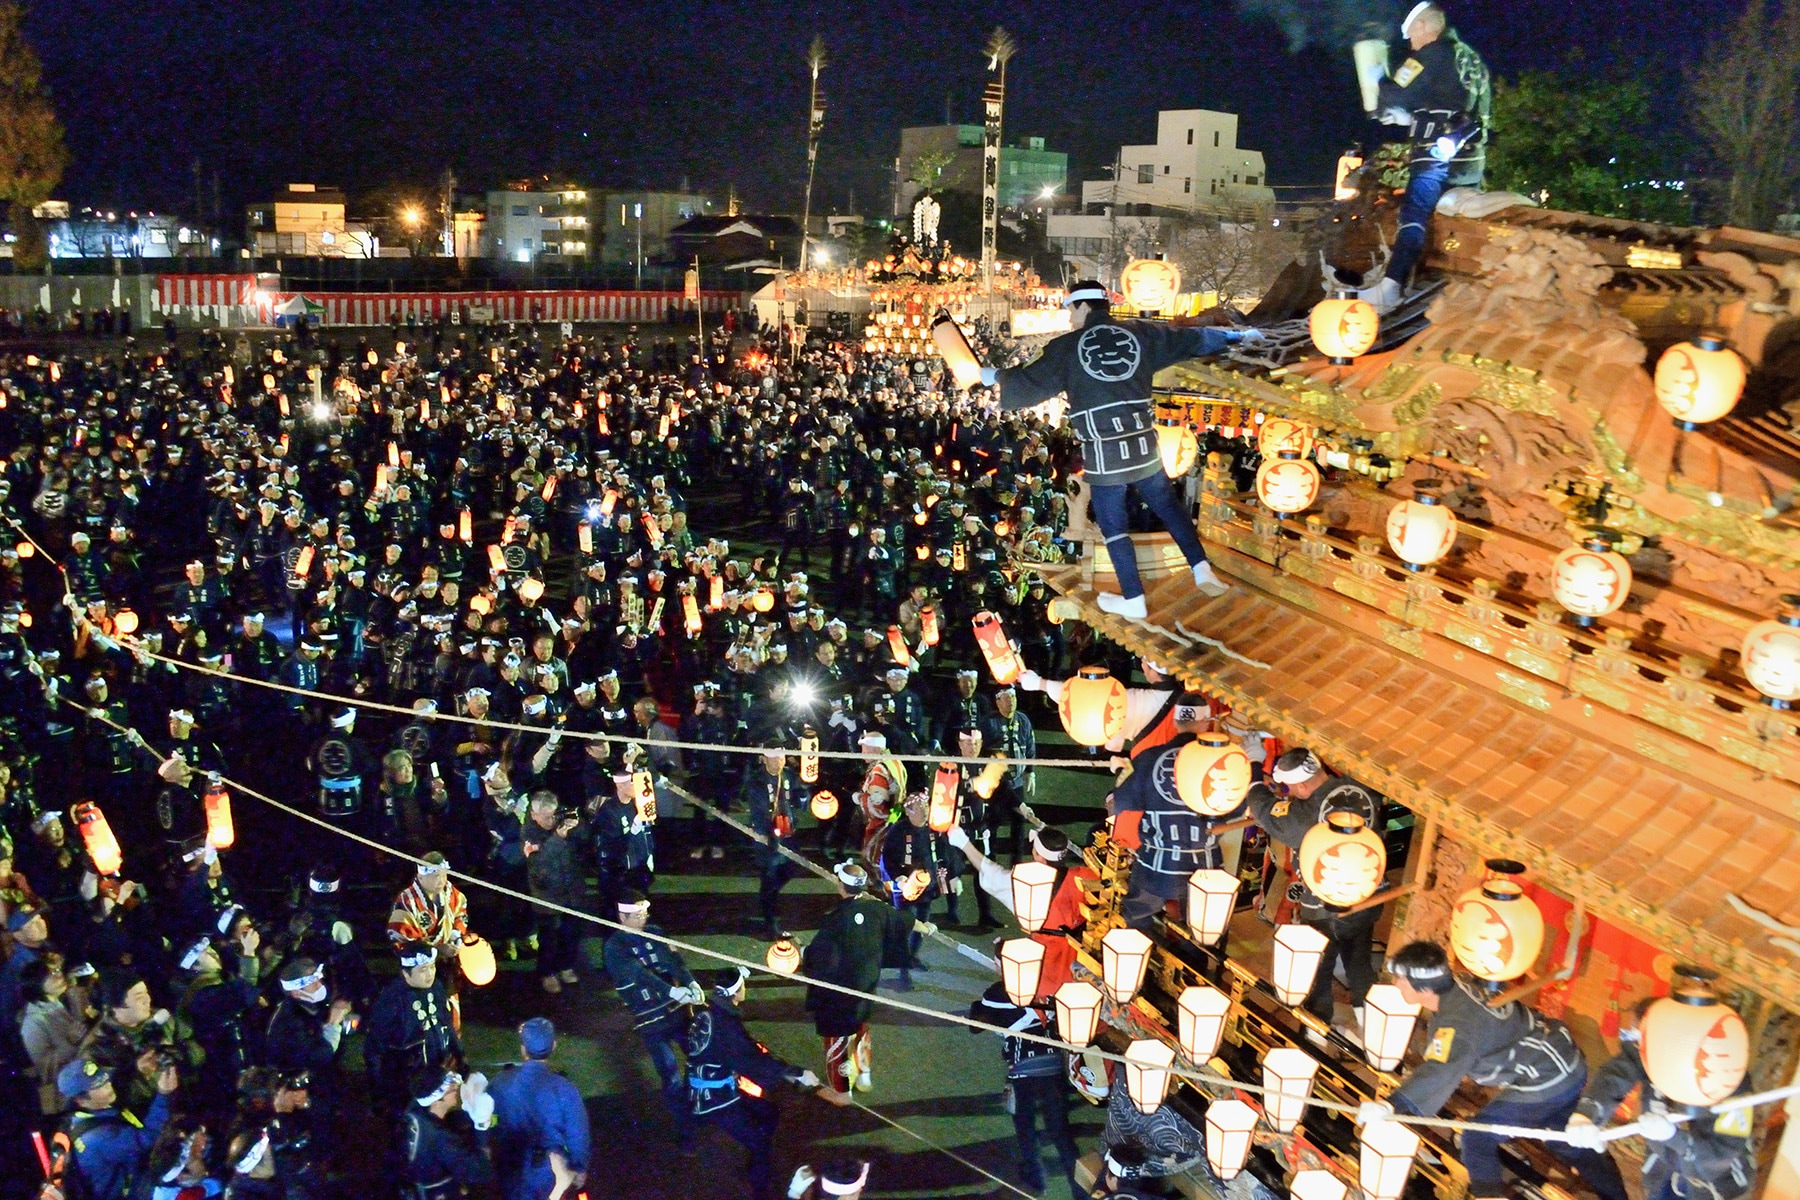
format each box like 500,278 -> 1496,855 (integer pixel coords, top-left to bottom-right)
847,1096 -> 1037,1200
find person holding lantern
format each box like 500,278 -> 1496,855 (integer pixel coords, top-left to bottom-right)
873,791 -> 943,990
981,282 -> 1257,621
387,853 -> 471,976
1113,720 -> 1248,931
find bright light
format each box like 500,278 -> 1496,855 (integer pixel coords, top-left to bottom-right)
1039,185 -> 1057,199
402,206 -> 422,229
311,403 -> 331,422
787,682 -> 818,710
814,246 -> 831,265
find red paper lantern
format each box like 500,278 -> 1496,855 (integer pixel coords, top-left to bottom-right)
73,801 -> 123,876
972,611 -> 1022,685
929,763 -> 960,832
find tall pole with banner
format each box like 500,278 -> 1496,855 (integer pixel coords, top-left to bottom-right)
798,35 -> 827,273
686,256 -> 703,348
980,26 -> 1017,293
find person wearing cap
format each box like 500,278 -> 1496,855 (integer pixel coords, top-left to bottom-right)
803,860 -> 935,1098
982,282 -> 1254,620
969,979 -> 1079,1193
1359,3 -> 1490,314
366,943 -> 462,1116
684,968 -> 820,1200
487,1018 -> 591,1200
786,1159 -> 872,1200
601,890 -> 702,1142
264,955 -> 356,1136
396,1064 -> 494,1200
55,1053 -> 179,1200
0,902 -> 50,1023
1366,941 -> 1626,1200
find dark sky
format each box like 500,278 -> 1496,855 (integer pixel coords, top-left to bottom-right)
36,0 -> 1727,219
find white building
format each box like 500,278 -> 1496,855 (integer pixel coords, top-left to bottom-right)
1079,109 -> 1274,214
483,185 -> 592,263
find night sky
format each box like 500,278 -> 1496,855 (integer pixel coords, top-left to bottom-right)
37,0 -> 1729,219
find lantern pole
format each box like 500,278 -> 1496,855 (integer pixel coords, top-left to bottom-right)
798,35 -> 827,274
980,26 -> 1017,294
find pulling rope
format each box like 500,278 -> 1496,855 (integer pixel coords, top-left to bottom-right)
847,1096 -> 1038,1200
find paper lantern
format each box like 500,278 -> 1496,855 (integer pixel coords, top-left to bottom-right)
14,540 -> 32,558
751,589 -> 775,614
766,938 -> 801,974
1272,924 -> 1329,1005
886,625 -> 912,667
912,508 -> 930,527
458,509 -> 473,542
1054,981 -> 1102,1046
518,577 -> 545,604
708,575 -> 724,611
599,489 -> 618,517
1177,985 -> 1230,1061
1123,1039 -> 1177,1113
1640,974 -> 1750,1107
1655,335 -> 1745,428
1360,1121 -> 1421,1200
682,593 -> 703,638
292,544 -> 315,580
1360,984 -> 1422,1072
1448,877 -> 1545,982
953,542 -> 967,571
1385,488 -> 1457,570
486,545 -> 507,574
1309,294 -> 1380,363
1740,596 -> 1800,707
1551,537 -> 1631,625
630,771 -> 658,824
1261,1047 -> 1320,1132
971,611 -> 1022,684
112,608 -> 140,636
1101,927 -> 1154,1003
541,476 -> 557,503
1205,1099 -> 1259,1180
919,604 -> 940,647
72,801 -> 122,876
1256,451 -> 1320,516
387,442 -> 401,468
799,730 -> 819,784
931,314 -> 983,390
1186,868 -> 1239,945
929,763 -> 960,832
460,935 -> 497,986
809,790 -> 839,822
1120,259 -> 1182,313
897,868 -> 931,901
1258,417 -> 1314,459
1297,811 -> 1387,908
1058,667 -> 1128,747
999,938 -> 1046,1006
972,757 -> 1007,800
204,783 -> 235,850
470,594 -> 492,616
1174,733 -> 1252,816
1011,862 -> 1057,933
1290,1169 -> 1349,1200
1158,420 -> 1200,478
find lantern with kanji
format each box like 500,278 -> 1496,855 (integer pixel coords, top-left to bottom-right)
1120,258 -> 1183,313
1448,871 -> 1545,982
1297,811 -> 1387,908
1058,667 -> 1127,747
1385,486 -> 1457,570
999,938 -> 1045,1007
886,625 -> 912,668
972,611 -> 1022,685
799,728 -> 819,784
1309,293 -> 1380,363
1640,971 -> 1750,1107
72,801 -> 122,876
919,604 -> 940,647
1257,416 -> 1314,459
1655,335 -> 1745,428
929,763 -> 960,832
1256,450 -> 1320,517
204,782 -> 235,850
1158,419 -> 1200,478
1173,733 -> 1252,816
1551,536 -> 1632,625
1741,596 -> 1800,708
460,935 -> 497,986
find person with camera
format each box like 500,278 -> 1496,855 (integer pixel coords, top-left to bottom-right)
522,792 -> 587,995
51,1055 -> 178,1200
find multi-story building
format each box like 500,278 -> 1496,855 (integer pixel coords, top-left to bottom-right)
246,184 -> 365,257
595,190 -> 714,269
1077,109 -> 1274,215
483,183 -> 593,263
895,125 -> 1069,214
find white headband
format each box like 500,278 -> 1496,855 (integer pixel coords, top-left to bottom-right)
1029,829 -> 1067,863
820,1163 -> 871,1195
617,899 -> 650,915
280,966 -> 326,993
1271,751 -> 1321,785
1401,1 -> 1433,35
1063,285 -> 1108,307
162,1133 -> 201,1182
179,937 -> 213,970
234,1131 -> 270,1175
415,1071 -> 461,1107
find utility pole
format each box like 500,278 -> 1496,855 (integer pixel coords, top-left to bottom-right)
980,26 -> 1017,292
798,35 -> 827,273
634,201 -> 643,289
440,168 -> 457,257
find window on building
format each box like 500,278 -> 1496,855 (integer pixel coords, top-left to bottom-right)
1163,165 -> 1170,175
1137,165 -> 1153,185
1246,176 -> 1259,186
1187,129 -> 1194,144
523,237 -> 533,249
1183,179 -> 1191,193
512,205 -> 528,217
1214,131 -> 1220,147
1210,181 -> 1217,195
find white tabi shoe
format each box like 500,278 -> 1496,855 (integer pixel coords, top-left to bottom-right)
1096,592 -> 1148,621
1192,561 -> 1231,597
1356,276 -> 1403,315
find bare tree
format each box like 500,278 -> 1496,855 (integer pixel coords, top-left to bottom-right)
1690,0 -> 1800,229
1167,216 -> 1302,308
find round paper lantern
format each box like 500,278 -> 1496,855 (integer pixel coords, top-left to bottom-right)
1258,417 -> 1314,459
999,938 -> 1046,1007
1011,862 -> 1057,933
1055,981 -> 1102,1046
1640,973 -> 1750,1107
1360,983 -> 1422,1072
1551,537 -> 1632,625
766,938 -> 802,974
460,935 -> 497,986
1740,596 -> 1800,708
14,540 -> 33,558
1058,667 -> 1128,747
1360,1121 -> 1422,1200
1655,335 -> 1745,428
1385,488 -> 1457,570
517,577 -> 545,604
1186,868 -> 1240,946
1272,924 -> 1329,1005
113,609 -> 140,635
1205,1099 -> 1259,1180
1309,294 -> 1380,363
1102,927 -> 1154,1003
204,783 -> 235,850
1123,1038 -> 1177,1112
1290,1169 -> 1349,1200
72,801 -> 123,877
1120,259 -> 1182,313
1448,877 -> 1545,982
1177,985 -> 1231,1061
1256,450 -> 1320,517
809,790 -> 839,822
750,589 -> 775,614
1174,734 -> 1253,816
1261,1046 -> 1320,1132
1158,420 -> 1200,478
1297,811 -> 1387,908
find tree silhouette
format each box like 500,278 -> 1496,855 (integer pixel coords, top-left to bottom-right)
0,3 -> 67,270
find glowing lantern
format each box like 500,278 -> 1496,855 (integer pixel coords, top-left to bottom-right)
502,517 -> 517,546
897,868 -> 931,901
1123,1039 -> 1177,1113
73,801 -> 123,876
1655,335 -> 1746,428
1551,536 -> 1632,625
1173,733 -> 1252,816
932,314 -> 984,390
365,349 -> 378,367
972,611 -> 1022,685
460,935 -> 497,986
599,489 -> 618,518
809,790 -> 839,821
1335,151 -> 1365,201
1186,868 -> 1240,946
1261,1047 -> 1320,1132
708,575 -> 724,611
1640,972 -> 1750,1107
1385,487 -> 1457,570
15,540 -> 32,558
1256,450 -> 1320,516
596,410 -> 610,436
919,604 -> 940,647
972,757 -> 1007,800
278,395 -> 290,418
1740,596 -> 1800,707
263,372 -> 276,392
387,442 -> 401,468
1177,984 -> 1230,1061
1011,862 -> 1057,933
1054,981 -> 1102,1046
1448,873 -> 1545,982
1309,294 -> 1380,363
1360,984 -> 1422,1072
578,522 -> 593,555
1120,259 -> 1182,313
750,589 -> 775,614
1157,420 -> 1200,478
799,729 -> 819,784
518,577 -> 545,604
113,609 -> 139,636
630,771 -> 658,824
682,593 -> 702,637
1292,1169 -> 1349,1200
914,544 -> 930,561
1360,1121 -> 1421,1200
999,938 -> 1046,1007
1298,811 -> 1387,908
1205,1100 -> 1259,1180
421,396 -> 431,422
292,545 -> 315,581
204,782 -> 235,850
1272,924 -> 1329,1005
541,476 -> 558,503
766,938 -> 802,974
886,625 -> 912,667
952,542 -> 967,571
470,594 -> 492,616
459,509 -> 473,543
1058,667 -> 1128,747
1101,927 -> 1153,1003
929,763 -> 960,832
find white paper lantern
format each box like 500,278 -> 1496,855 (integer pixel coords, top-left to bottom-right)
1123,1038 -> 1177,1113
1205,1098 -> 1259,1180
1360,983 -> 1422,1072
1054,980 -> 1102,1047
999,938 -> 1046,1007
1290,1169 -> 1349,1200
1102,927 -> 1154,1003
1272,924 -> 1330,1005
1178,985 -> 1231,1062
1260,1046 -> 1320,1132
1360,1121 -> 1422,1200
1186,868 -> 1240,946
1011,862 -> 1058,933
